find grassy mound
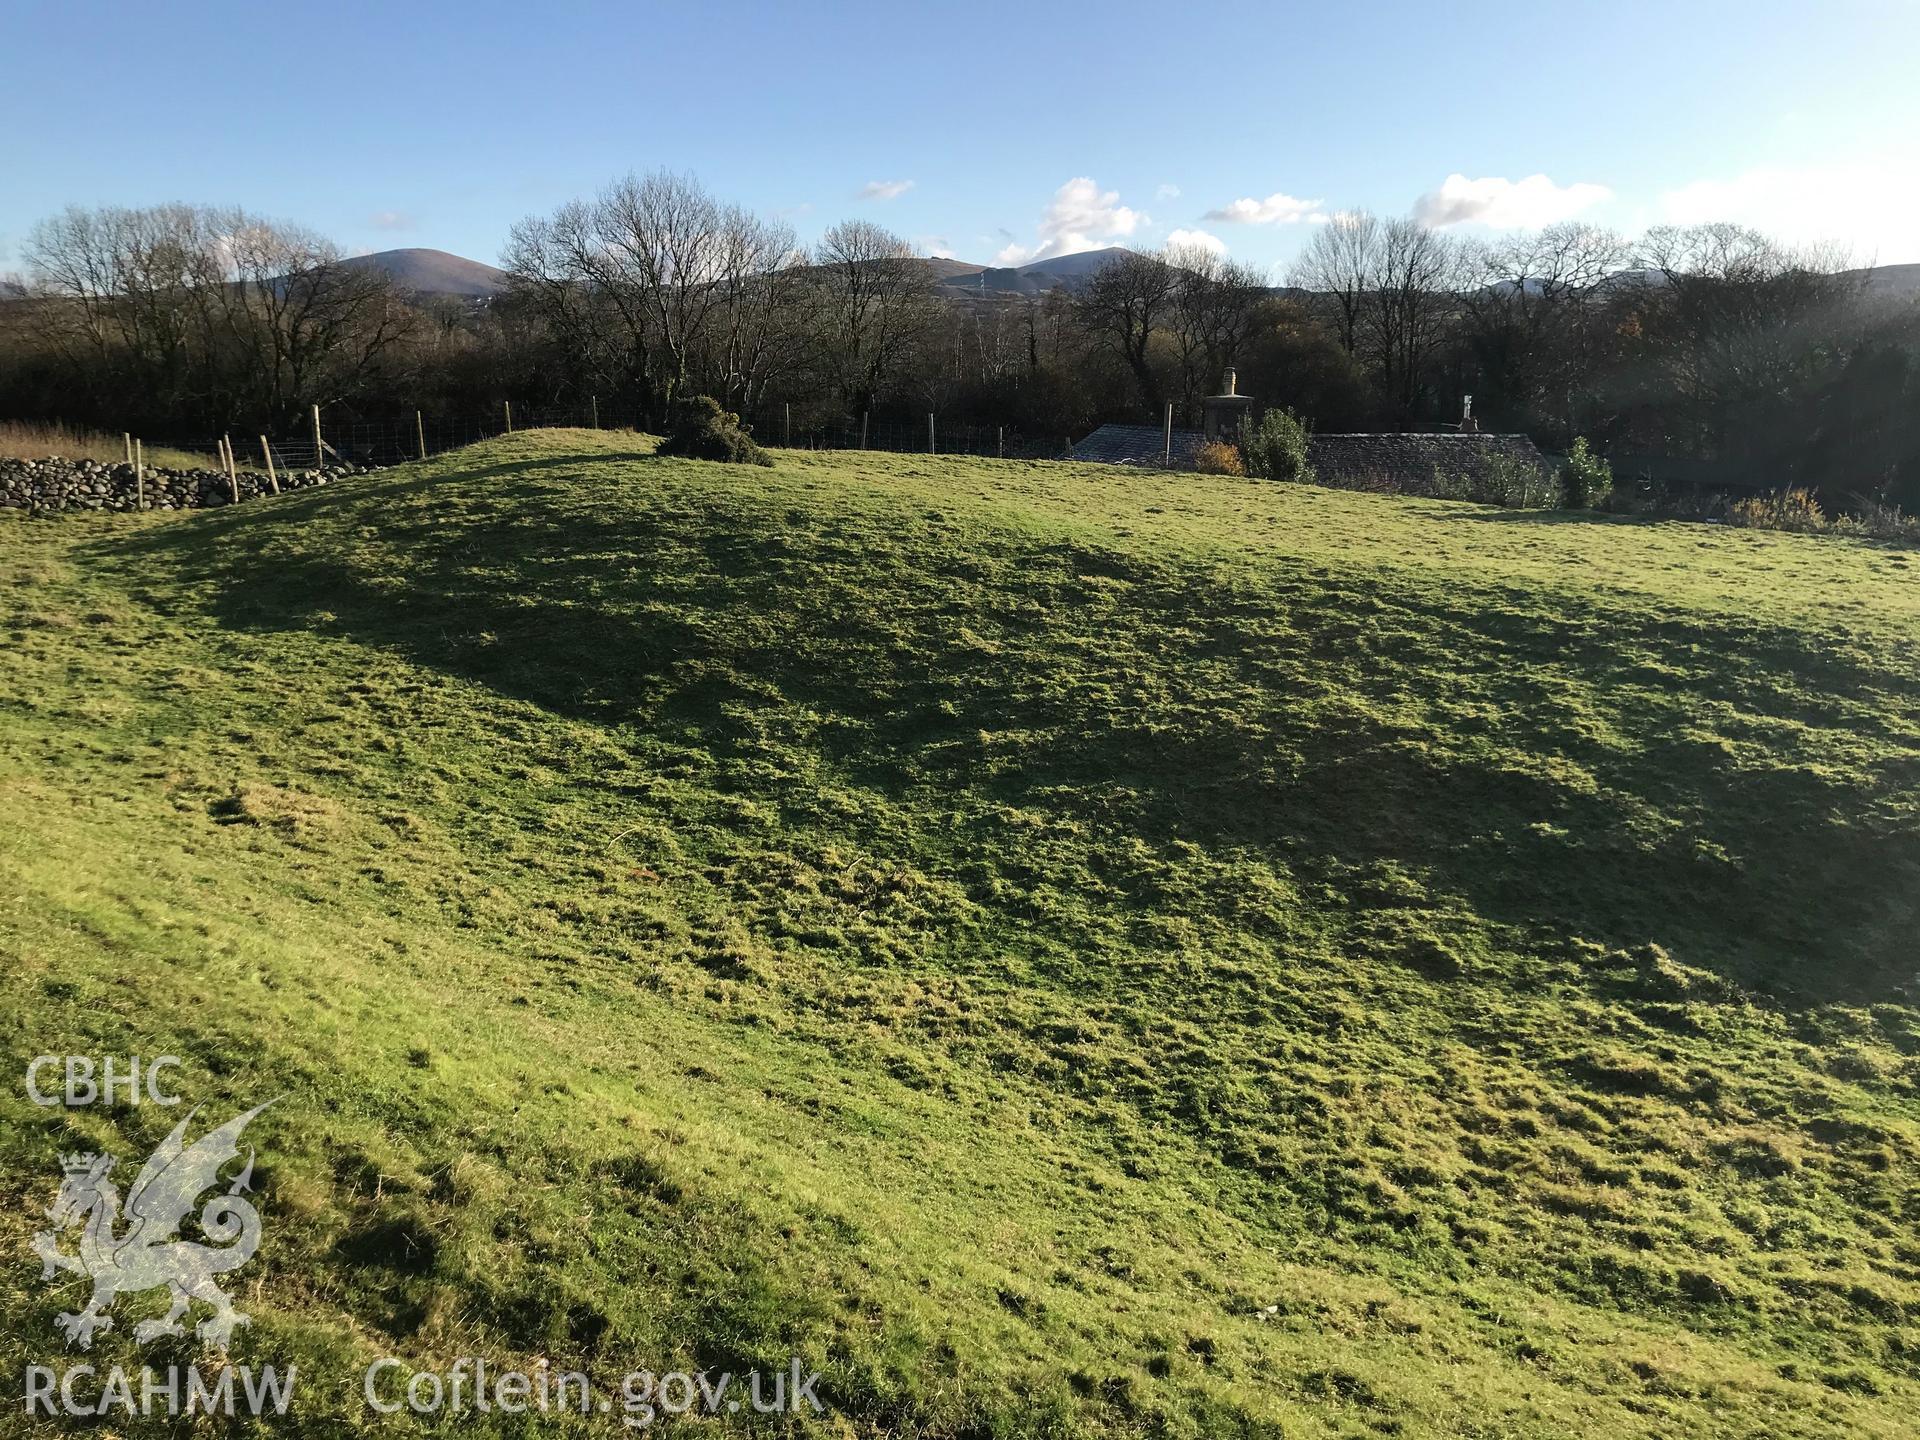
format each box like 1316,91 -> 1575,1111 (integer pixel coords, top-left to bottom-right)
2,428 -> 1917,1436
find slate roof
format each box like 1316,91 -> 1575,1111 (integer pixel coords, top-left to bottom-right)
1310,433 -> 1548,488
1069,423 -> 1549,489
1069,424 -> 1208,467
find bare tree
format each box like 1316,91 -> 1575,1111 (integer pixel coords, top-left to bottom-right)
1289,212 -> 1379,356
502,199 -> 654,400
598,171 -> 733,410
1165,244 -> 1266,422
207,211 -> 410,425
1461,222 -> 1629,436
1628,222 -> 1861,454
808,220 -> 939,414
707,208 -> 805,412
505,171 -> 740,414
25,204 -> 216,416
1365,217 -> 1467,419
25,203 -> 405,428
1077,248 -> 1178,414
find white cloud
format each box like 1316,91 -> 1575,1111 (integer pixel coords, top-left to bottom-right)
368,210 -> 415,232
860,179 -> 914,201
918,235 -> 955,259
995,177 -> 1147,265
1165,227 -> 1227,257
1658,158 -> 1920,261
1156,183 -> 1182,201
1412,174 -> 1610,229
1203,191 -> 1324,225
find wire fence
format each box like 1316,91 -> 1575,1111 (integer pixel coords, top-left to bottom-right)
136,401 -> 1070,472
744,410 -> 1067,461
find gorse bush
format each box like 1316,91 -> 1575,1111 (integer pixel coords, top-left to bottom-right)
1561,437 -> 1614,509
659,396 -> 773,467
1481,453 -> 1559,508
1843,498 -> 1920,542
1729,488 -> 1826,533
1238,408 -> 1313,483
1426,458 -> 1556,508
1426,466 -> 1474,502
1194,440 -> 1245,475
1719,489 -> 1920,544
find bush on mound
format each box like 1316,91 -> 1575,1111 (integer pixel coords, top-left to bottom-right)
660,396 -> 774,466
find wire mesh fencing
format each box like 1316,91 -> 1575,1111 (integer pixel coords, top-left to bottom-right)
138,401 -> 1070,474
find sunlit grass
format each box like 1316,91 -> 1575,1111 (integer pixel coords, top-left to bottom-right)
1,429 -> 1915,1437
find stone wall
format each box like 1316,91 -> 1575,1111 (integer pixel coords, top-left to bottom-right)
0,457 -> 378,514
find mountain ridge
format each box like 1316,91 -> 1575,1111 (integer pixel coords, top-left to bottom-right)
337,245 -> 1920,304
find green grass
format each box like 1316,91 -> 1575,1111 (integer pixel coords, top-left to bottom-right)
2,428 -> 1918,1437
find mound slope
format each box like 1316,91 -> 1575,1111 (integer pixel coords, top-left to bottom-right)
2,431 -> 1916,1436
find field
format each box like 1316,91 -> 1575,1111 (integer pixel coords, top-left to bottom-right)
2,428 -> 1918,1437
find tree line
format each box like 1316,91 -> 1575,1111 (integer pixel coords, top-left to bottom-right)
2,171 -> 1915,509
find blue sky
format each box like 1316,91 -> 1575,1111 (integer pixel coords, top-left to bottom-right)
4,0 -> 1917,277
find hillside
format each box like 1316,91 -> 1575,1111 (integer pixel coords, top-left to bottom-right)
938,246 -> 1137,295
2,431 -> 1918,1437
1858,262 -> 1920,300
338,246 -> 508,297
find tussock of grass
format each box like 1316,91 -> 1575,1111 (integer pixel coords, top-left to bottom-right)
1,428 -> 1917,1437
0,418 -> 237,471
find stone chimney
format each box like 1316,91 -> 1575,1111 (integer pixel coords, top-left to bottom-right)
1202,367 -> 1253,441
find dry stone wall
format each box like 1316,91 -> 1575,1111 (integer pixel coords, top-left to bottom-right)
0,457 -> 378,513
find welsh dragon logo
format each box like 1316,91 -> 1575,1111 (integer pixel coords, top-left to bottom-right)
31,1100 -> 276,1350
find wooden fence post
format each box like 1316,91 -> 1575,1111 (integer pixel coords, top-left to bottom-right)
784,402 -> 791,447
1164,402 -> 1173,467
123,433 -> 132,466
998,426 -> 1004,459
221,435 -> 239,504
928,413 -> 936,454
260,436 -> 280,494
590,394 -> 599,430
860,412 -> 869,450
504,400 -> 512,433
311,405 -> 322,468
415,410 -> 427,461
134,440 -> 144,510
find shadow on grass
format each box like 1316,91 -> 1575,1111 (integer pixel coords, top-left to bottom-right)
95,452 -> 1920,1003
1423,506 -> 1657,528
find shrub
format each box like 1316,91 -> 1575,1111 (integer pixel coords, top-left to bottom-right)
1728,488 -> 1826,532
1238,408 -> 1313,484
1560,437 -> 1614,510
1841,498 -> 1920,543
1194,440 -> 1245,476
1426,467 -> 1474,502
1481,454 -> 1559,508
659,396 -> 773,467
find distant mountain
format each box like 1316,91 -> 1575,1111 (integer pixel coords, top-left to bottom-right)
923,257 -> 986,282
329,244 -> 1133,303
1854,263 -> 1920,300
340,248 -> 508,298
936,246 -> 1135,297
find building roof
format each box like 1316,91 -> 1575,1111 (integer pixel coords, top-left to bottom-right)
1069,424 -> 1549,487
1069,424 -> 1208,467
1309,432 -> 1548,487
